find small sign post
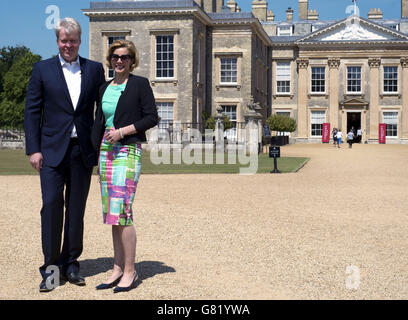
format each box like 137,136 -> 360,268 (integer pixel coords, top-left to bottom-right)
269,146 -> 281,174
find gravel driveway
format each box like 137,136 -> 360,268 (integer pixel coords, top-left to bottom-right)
1,143 -> 407,299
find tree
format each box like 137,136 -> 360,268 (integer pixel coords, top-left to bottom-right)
266,114 -> 297,133
0,50 -> 41,127
0,46 -> 32,94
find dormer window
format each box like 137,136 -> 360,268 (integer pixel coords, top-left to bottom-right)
277,25 -> 293,36
387,24 -> 399,31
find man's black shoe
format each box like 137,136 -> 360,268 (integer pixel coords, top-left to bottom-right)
64,272 -> 86,286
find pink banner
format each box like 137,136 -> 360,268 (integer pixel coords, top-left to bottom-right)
322,123 -> 330,143
379,123 -> 386,144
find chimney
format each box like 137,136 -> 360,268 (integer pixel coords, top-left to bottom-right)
307,9 -> 319,20
227,0 -> 237,12
299,0 -> 308,20
252,0 -> 268,22
403,0 -> 408,18
201,0 -> 224,13
286,7 -> 294,21
368,8 -> 383,20
216,0 -> 224,13
267,10 -> 275,22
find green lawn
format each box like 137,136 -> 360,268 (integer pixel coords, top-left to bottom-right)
0,149 -> 309,175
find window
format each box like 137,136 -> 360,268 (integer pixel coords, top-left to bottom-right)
311,67 -> 325,93
347,66 -> 362,93
276,61 -> 291,94
107,36 -> 126,78
383,111 -> 398,137
310,111 -> 325,137
157,102 -> 174,129
220,58 -> 238,84
278,25 -> 293,36
387,24 -> 399,31
383,66 -> 398,93
156,35 -> 174,78
221,105 -> 237,141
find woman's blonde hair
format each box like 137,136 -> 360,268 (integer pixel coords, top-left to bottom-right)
106,39 -> 139,72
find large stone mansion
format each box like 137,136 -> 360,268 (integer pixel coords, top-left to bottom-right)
83,0 -> 408,144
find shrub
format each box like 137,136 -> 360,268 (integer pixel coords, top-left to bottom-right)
266,114 -> 297,133
202,111 -> 233,131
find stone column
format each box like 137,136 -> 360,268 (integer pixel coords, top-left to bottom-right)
368,58 -> 381,142
244,97 -> 262,154
214,106 -> 225,153
297,58 -> 309,141
328,58 -> 340,132
401,57 -> 408,142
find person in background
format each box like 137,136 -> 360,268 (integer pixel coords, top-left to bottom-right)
24,17 -> 105,292
91,39 -> 159,293
357,128 -> 362,143
332,128 -> 338,147
336,129 -> 343,148
347,129 -> 354,148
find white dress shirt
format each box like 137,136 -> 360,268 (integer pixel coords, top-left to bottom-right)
59,54 -> 82,138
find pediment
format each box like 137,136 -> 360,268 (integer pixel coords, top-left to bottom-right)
297,16 -> 408,43
340,97 -> 369,109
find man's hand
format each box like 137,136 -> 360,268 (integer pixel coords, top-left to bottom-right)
29,152 -> 43,173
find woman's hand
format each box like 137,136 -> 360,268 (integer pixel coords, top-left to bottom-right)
105,128 -> 122,144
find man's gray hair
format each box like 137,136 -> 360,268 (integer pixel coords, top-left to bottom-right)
55,17 -> 82,39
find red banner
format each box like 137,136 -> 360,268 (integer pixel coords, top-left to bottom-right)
379,123 -> 386,144
322,123 -> 330,143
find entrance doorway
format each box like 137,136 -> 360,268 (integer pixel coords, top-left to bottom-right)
347,112 -> 361,134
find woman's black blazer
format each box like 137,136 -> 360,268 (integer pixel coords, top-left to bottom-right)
91,74 -> 159,152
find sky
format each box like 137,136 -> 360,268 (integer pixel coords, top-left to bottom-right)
0,0 -> 402,60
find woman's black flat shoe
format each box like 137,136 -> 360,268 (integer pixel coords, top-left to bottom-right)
95,275 -> 123,290
113,272 -> 140,293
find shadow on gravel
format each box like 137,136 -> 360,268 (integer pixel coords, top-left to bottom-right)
80,258 -> 176,281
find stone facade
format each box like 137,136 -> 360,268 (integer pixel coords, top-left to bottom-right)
83,0 -> 408,144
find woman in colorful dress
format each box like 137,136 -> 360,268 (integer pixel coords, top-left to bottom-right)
91,40 -> 158,293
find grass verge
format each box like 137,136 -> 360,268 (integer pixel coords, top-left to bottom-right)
0,149 -> 309,175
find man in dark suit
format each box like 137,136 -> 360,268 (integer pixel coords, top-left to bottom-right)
24,17 -> 105,292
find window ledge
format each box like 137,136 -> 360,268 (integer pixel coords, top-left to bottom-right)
380,93 -> 401,98
344,93 -> 365,99
273,94 -> 294,99
216,84 -> 241,91
151,79 -> 178,86
308,93 -> 329,99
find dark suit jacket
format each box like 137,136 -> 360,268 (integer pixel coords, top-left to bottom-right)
91,74 -> 159,152
24,55 -> 105,167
